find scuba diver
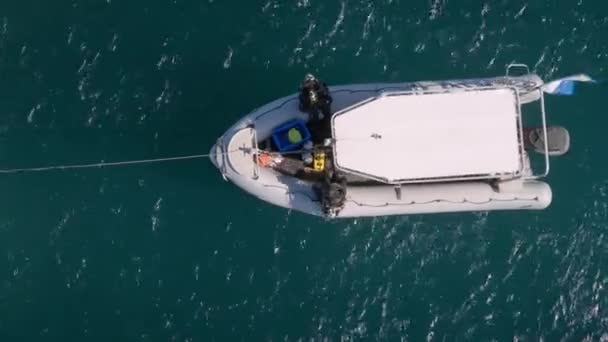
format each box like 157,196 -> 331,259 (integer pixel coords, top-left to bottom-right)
314,156 -> 347,217
321,175 -> 347,217
299,73 -> 333,143
298,74 -> 332,122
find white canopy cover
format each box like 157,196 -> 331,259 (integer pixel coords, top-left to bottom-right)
331,88 -> 523,184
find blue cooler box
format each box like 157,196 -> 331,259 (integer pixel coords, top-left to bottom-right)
271,119 -> 312,152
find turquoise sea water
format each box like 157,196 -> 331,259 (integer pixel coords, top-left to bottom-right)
1,1 -> 607,341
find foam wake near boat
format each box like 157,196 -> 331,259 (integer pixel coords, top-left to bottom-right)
210,64 -> 587,218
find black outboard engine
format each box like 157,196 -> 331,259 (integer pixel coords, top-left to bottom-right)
298,74 -> 332,122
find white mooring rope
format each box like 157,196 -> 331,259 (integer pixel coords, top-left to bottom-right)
0,151 -> 236,174
0,144 -> 333,174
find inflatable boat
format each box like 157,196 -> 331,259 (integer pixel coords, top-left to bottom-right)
210,64 -> 588,218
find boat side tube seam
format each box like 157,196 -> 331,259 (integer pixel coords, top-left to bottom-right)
347,195 -> 541,208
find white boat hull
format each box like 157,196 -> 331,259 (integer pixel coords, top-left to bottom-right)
210,75 -> 553,218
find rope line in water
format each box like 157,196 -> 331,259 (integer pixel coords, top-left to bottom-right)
0,143 -> 332,174
0,149 -> 247,174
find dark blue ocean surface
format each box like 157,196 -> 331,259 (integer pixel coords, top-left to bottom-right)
0,1 -> 607,341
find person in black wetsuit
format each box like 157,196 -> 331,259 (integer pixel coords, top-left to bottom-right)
312,155 -> 347,217
299,74 -> 333,143
323,175 -> 347,215
299,74 -> 332,122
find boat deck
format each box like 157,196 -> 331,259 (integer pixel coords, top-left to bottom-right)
331,87 -> 525,184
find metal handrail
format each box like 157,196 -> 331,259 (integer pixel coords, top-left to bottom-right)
506,63 -> 530,77
514,87 -> 527,179
380,84 -> 519,98
529,90 -> 551,179
505,63 -> 551,179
